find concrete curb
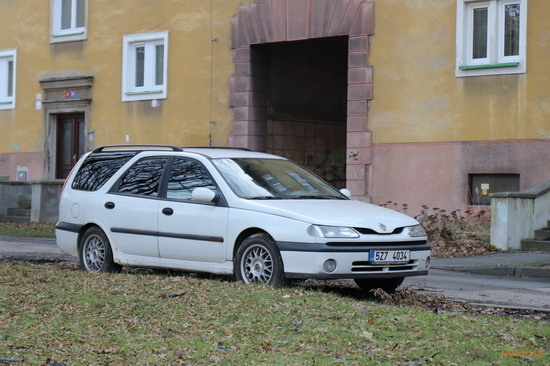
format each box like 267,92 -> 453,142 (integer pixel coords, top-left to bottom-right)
434,266 -> 550,279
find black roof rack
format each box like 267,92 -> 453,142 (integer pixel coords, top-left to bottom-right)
180,146 -> 252,151
91,145 -> 184,153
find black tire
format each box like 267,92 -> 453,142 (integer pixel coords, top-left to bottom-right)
79,226 -> 122,273
235,233 -> 285,286
354,277 -> 404,293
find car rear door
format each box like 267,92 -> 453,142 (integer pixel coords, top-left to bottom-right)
101,157 -> 168,257
157,157 -> 228,263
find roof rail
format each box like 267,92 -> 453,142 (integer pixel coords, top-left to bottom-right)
91,145 -> 184,153
181,146 -> 253,151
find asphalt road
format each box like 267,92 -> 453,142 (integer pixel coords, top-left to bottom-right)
1,236 -> 549,312
404,269 -> 550,312
0,236 -> 75,263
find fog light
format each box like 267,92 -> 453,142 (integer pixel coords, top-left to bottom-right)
425,256 -> 431,269
323,259 -> 337,273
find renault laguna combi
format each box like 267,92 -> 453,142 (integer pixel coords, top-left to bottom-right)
56,145 -> 431,292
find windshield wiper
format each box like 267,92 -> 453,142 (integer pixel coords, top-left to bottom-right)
246,196 -> 284,200
288,195 -> 344,200
246,195 -> 346,200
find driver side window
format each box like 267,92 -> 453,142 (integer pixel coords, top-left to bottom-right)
166,158 -> 218,200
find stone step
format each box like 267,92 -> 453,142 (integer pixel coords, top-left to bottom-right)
521,239 -> 550,251
6,208 -> 31,217
0,215 -> 31,223
535,229 -> 550,240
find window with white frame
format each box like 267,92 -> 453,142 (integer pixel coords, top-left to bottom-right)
0,50 -> 16,110
51,0 -> 87,43
456,0 -> 527,77
122,31 -> 169,102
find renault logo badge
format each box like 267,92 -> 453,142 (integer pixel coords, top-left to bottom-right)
379,223 -> 387,231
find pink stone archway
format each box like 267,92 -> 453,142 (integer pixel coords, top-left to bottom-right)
229,0 -> 374,200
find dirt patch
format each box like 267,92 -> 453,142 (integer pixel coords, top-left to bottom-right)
430,238 -> 499,258
371,287 -> 549,320
301,279 -> 549,320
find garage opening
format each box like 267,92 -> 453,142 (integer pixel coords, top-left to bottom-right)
254,37 -> 348,188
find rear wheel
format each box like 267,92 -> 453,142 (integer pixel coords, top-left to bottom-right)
79,227 -> 122,273
354,277 -> 404,293
235,233 -> 285,286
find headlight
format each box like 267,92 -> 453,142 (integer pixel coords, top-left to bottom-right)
407,224 -> 427,237
307,225 -> 360,238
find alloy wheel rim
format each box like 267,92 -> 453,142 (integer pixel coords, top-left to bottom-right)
241,244 -> 273,284
84,234 -> 106,271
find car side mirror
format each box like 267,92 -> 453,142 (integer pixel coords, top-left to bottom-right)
340,188 -> 352,199
192,187 -> 217,203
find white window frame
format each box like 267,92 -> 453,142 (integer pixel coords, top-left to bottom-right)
0,49 -> 16,110
456,0 -> 527,77
122,31 -> 169,102
50,0 -> 87,43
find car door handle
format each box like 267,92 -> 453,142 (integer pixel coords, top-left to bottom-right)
104,202 -> 115,209
162,207 -> 174,216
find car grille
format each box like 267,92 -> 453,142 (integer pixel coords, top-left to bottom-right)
351,259 -> 417,272
353,227 -> 404,235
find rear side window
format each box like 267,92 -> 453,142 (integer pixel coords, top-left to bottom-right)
72,153 -> 135,191
115,157 -> 168,197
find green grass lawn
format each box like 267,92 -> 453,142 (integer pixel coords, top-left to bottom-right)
0,262 -> 547,365
0,223 -> 55,238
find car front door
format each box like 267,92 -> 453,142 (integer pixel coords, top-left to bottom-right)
157,157 -> 228,263
101,157 -> 168,257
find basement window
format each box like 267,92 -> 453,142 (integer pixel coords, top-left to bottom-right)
469,173 -> 519,205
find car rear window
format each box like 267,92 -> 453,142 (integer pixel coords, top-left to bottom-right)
71,153 -> 136,191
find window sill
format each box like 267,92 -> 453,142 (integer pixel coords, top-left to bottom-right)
0,101 -> 14,110
459,62 -> 520,71
122,90 -> 166,102
455,61 -> 525,77
50,30 -> 87,44
51,30 -> 85,38
124,90 -> 164,96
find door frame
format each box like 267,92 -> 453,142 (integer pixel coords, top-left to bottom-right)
55,113 -> 86,179
39,76 -> 93,180
44,106 -> 90,180
229,1 -> 374,201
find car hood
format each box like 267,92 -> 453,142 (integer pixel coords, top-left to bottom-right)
235,199 -> 419,232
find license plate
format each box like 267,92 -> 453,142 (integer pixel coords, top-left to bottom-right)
369,250 -> 410,264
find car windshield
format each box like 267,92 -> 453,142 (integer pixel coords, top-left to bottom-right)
212,158 -> 346,200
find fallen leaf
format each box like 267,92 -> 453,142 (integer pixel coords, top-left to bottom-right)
154,347 -> 168,354
362,331 -> 374,341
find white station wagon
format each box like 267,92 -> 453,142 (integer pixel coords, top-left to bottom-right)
56,145 -> 431,292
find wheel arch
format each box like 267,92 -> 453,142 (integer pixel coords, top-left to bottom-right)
77,223 -> 107,251
232,227 -> 272,260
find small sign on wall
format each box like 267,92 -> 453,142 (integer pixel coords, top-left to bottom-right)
16,166 -> 28,182
64,90 -> 77,99
35,93 -> 42,110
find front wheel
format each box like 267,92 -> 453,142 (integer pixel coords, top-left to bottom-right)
79,227 -> 122,273
354,277 -> 404,293
235,233 -> 285,286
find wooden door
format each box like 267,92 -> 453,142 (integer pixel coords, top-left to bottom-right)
56,114 -> 85,179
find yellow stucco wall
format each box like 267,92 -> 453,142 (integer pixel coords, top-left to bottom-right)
0,0 -> 247,156
369,0 -> 550,144
2,0 -> 548,157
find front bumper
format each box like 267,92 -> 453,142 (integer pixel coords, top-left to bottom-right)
277,241 -> 431,280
